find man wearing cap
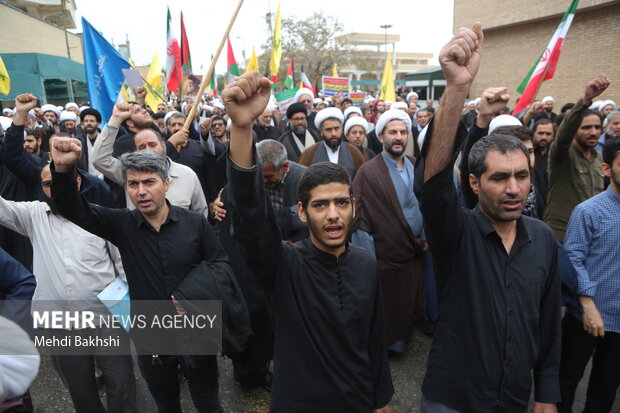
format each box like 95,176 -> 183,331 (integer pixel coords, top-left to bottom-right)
298,107 -> 365,179
351,109 -> 426,352
406,91 -> 419,107
253,106 -> 280,142
294,88 -> 318,136
77,108 -> 103,178
344,116 -> 374,161
59,110 -> 79,138
40,103 -> 60,132
278,102 -> 318,163
534,96 -> 558,123
545,76 -> 609,242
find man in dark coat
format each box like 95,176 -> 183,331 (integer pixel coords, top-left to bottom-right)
278,102 -> 318,162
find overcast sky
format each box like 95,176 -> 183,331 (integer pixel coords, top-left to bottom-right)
74,0 -> 454,73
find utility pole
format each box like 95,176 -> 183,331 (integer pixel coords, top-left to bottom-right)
379,24 -> 392,62
61,0 -> 71,60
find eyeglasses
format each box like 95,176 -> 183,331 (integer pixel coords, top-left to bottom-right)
212,123 -> 225,128
41,180 -> 53,188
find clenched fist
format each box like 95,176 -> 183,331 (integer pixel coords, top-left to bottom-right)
50,137 -> 82,173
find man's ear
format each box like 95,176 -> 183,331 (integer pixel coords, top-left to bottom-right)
163,177 -> 171,192
601,162 -> 611,178
297,201 -> 307,223
351,196 -> 356,219
282,161 -> 289,174
469,173 -> 480,195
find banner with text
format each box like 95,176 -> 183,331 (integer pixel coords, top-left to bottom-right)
349,92 -> 367,106
322,76 -> 350,97
275,88 -> 299,112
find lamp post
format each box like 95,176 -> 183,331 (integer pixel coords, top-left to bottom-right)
379,24 -> 393,62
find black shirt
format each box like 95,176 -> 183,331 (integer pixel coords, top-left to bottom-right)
252,123 -> 281,142
165,138 -> 215,202
226,153 -> 393,412
534,147 -> 549,209
414,122 -> 561,413
50,165 -> 229,301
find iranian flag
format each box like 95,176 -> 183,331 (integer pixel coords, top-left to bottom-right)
284,56 -> 294,89
300,65 -> 312,90
227,37 -> 240,81
512,0 -> 579,114
165,7 -> 182,93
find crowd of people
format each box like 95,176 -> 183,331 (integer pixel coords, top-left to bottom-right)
0,21 -> 619,413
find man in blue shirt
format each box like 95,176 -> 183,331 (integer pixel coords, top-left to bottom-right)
560,137 -> 620,413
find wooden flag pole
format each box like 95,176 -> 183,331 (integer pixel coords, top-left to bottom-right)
183,0 -> 245,131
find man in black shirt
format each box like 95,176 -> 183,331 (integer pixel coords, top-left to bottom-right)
414,24 -> 561,413
50,144 -> 229,413
223,72 -> 393,412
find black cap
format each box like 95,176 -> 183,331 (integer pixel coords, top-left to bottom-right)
286,102 -> 307,119
79,108 -> 102,123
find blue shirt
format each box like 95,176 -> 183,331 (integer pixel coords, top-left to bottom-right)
564,186 -> 620,333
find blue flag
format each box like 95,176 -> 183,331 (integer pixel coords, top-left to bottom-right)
82,17 -> 130,125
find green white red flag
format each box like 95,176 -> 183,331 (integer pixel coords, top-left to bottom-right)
284,56 -> 294,89
300,65 -> 312,90
165,7 -> 182,93
227,37 -> 240,81
180,11 -> 192,75
512,0 -> 579,114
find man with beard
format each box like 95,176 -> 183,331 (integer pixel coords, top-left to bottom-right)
278,102 -> 318,162
59,110 -> 79,137
351,109 -> 426,353
294,87 -> 318,137
596,111 -> 620,154
344,116 -> 375,161
559,137 -> 620,413
253,105 -> 280,142
76,108 -> 103,179
0,96 -> 136,413
223,71 -> 393,412
112,87 -> 153,157
23,128 -> 46,161
533,96 -> 558,123
545,75 -> 610,242
298,107 -> 365,179
532,119 -> 555,209
415,23 -> 561,412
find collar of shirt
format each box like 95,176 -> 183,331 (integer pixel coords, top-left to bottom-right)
322,142 -> 341,163
133,199 -> 180,230
472,204 -> 532,246
605,185 -> 620,206
303,238 -> 350,265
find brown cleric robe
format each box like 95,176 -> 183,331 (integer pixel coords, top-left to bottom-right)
351,152 -> 426,344
298,141 -> 365,179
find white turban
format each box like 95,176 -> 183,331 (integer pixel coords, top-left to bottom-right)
0,116 -> 12,131
385,99 -> 394,105
375,109 -> 412,137
467,100 -> 476,106
2,108 -> 11,115
541,96 -> 554,104
343,106 -> 362,119
474,97 -> 481,105
266,102 -> 277,112
294,88 -> 314,103
41,104 -> 60,119
589,100 -> 603,110
313,98 -> 323,105
406,92 -> 419,102
65,102 -> 78,110
0,317 -> 40,402
202,105 -> 214,113
488,115 -> 522,134
227,117 -> 232,128
164,111 -> 184,125
14,108 -> 36,119
79,106 -> 90,113
314,107 -> 344,130
391,102 -> 408,111
212,99 -> 225,110
344,116 -> 369,136
601,99 -> 617,111
59,110 -> 78,122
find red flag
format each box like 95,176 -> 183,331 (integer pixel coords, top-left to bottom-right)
227,37 -> 240,81
166,7 -> 182,92
313,81 -> 317,97
180,11 -> 192,75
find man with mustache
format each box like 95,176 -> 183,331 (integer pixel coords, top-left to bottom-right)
298,107 -> 365,179
351,109 -> 427,353
77,108 -> 103,179
414,23 -> 561,412
544,75 -> 610,242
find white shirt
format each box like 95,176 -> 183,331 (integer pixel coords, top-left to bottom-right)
323,142 -> 341,164
86,135 -> 104,179
0,197 -> 124,318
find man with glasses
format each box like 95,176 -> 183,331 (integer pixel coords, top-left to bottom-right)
278,102 -> 319,162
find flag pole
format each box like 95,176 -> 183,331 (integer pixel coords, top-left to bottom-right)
183,0 -> 245,131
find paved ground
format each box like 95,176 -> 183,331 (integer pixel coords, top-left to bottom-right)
29,327 -> 619,412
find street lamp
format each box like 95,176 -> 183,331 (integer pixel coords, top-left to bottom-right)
379,24 -> 393,62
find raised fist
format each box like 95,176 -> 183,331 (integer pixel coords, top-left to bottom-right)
222,72 -> 272,129
439,23 -> 484,90
584,75 -> 611,104
15,94 -> 38,114
50,137 -> 82,173
111,102 -> 134,122
478,87 -> 509,117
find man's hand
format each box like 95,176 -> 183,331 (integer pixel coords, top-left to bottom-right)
168,129 -> 189,148
532,401 -> 557,413
333,91 -> 344,108
14,94 -> 38,126
171,295 -> 187,316
209,188 -> 227,222
50,137 -> 82,173
439,23 -> 484,91
583,75 -> 611,105
527,101 -> 544,115
134,86 -> 147,107
374,405 -> 391,413
579,296 -> 605,337
199,117 -> 212,135
476,87 -> 509,128
222,71 -> 272,129
109,102 -> 134,127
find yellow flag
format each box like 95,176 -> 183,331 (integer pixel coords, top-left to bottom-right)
379,52 -> 395,102
145,51 -> 164,111
246,47 -> 259,73
332,63 -> 338,77
269,2 -> 282,77
0,56 -> 10,95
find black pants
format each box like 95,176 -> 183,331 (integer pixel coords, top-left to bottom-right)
137,355 -> 222,413
52,353 -> 137,413
558,313 -> 620,413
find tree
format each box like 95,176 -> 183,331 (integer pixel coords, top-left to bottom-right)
260,12 -> 349,90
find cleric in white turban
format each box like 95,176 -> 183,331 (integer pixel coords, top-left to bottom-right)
488,114 -> 522,134
375,109 -> 412,137
343,106 -> 362,120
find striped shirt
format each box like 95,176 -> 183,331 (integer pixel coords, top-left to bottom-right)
564,186 -> 620,333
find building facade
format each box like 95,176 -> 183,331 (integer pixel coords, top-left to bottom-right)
453,0 -> 619,106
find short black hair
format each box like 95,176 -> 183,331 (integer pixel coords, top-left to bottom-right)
79,108 -> 102,123
533,118 -> 554,133
152,112 -> 166,120
298,162 -> 351,209
211,115 -> 226,126
582,109 -> 603,123
342,98 -> 353,105
492,125 -> 533,143
468,134 -> 531,179
603,136 -> 620,165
